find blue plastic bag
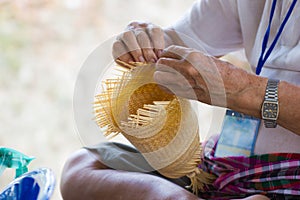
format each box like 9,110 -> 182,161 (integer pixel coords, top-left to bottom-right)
0,168 -> 55,200
0,148 -> 55,200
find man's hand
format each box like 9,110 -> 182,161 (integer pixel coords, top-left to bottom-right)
112,21 -> 165,64
155,45 -> 243,107
154,45 -> 268,114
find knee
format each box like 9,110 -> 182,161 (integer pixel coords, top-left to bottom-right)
60,148 -> 107,199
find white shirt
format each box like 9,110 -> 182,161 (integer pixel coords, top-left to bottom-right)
172,0 -> 300,154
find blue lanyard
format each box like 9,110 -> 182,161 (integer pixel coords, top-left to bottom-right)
256,0 -> 297,75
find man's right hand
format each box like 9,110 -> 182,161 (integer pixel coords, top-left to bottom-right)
112,21 -> 165,64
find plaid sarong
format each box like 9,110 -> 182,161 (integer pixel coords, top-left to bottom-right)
198,136 -> 300,200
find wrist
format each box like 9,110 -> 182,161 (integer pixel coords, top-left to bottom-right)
228,72 -> 267,118
261,79 -> 280,128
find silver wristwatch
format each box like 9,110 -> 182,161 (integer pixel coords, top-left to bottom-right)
261,79 -> 280,128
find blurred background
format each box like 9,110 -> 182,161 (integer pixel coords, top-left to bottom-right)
0,0 -> 248,199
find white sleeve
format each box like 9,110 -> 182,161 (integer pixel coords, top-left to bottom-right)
170,0 -> 243,56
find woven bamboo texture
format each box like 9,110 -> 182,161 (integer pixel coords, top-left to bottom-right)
94,62 -> 215,193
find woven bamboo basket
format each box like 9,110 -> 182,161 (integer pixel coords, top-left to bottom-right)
94,61 -> 215,193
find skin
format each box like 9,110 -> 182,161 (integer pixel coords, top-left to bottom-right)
112,21 -> 164,63
61,148 -> 269,200
112,21 -> 300,135
61,149 -> 203,200
61,21 -> 300,199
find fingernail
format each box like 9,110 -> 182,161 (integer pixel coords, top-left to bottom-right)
139,56 -> 145,62
150,59 -> 156,63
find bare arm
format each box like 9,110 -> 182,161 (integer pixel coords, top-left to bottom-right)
218,59 -> 300,135
60,149 -> 201,200
154,45 -> 300,135
277,82 -> 300,134
60,149 -> 268,200
60,149 -> 270,200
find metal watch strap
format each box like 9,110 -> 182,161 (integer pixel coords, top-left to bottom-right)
263,79 -> 279,128
265,79 -> 279,101
264,120 -> 277,128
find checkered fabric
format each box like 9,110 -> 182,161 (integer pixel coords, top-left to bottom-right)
198,137 -> 300,200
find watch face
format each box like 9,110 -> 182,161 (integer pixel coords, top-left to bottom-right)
262,102 -> 279,120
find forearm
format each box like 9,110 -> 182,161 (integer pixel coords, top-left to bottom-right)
79,170 -> 200,200
224,64 -> 267,119
60,149 -> 200,200
221,59 -> 300,135
276,81 -> 300,134
61,168 -> 269,200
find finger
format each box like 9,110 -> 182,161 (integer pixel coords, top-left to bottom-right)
157,57 -> 197,77
112,40 -> 134,63
155,68 -> 194,95
158,55 -> 200,79
154,70 -> 195,89
160,50 -> 181,59
156,58 -> 181,73
154,72 -> 202,101
161,82 -> 202,101
161,45 -> 192,59
147,25 -> 165,57
154,71 -> 182,86
136,30 -> 157,62
127,21 -> 148,30
154,73 -> 197,100
157,57 -> 201,88
120,30 -> 145,62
